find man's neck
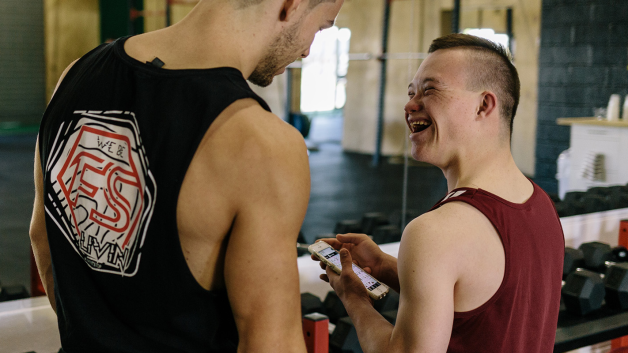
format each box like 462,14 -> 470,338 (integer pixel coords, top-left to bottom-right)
442,144 -> 532,204
124,2 -> 276,77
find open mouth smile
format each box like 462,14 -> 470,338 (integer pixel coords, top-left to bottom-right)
409,120 -> 432,133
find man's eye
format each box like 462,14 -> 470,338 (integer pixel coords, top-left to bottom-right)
408,92 -> 415,97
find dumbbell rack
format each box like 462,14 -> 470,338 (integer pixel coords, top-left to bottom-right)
3,295 -> 628,352
555,307 -> 628,352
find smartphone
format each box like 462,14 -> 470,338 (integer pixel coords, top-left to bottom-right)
309,241 -> 389,300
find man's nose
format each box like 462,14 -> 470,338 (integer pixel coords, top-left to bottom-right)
301,48 -> 310,59
405,98 -> 419,115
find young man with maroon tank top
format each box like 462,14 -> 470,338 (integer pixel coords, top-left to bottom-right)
313,34 -> 564,352
29,0 -> 343,352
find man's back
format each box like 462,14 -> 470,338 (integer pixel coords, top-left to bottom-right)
36,37 -> 309,352
430,183 -> 564,352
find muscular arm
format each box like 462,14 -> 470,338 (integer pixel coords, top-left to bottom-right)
29,59 -> 79,312
29,140 -> 56,311
220,105 -> 310,353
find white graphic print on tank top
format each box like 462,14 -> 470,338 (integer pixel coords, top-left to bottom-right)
46,110 -> 156,276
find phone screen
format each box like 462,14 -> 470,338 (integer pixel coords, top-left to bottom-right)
318,246 -> 382,291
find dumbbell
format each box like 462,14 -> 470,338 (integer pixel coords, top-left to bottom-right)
556,191 -> 613,216
563,247 -> 585,279
587,187 -> 612,197
561,243 -> 628,314
560,191 -> 587,216
586,186 -> 628,211
555,190 -> 588,217
548,193 -> 561,204
0,282 -> 29,302
563,242 -> 627,278
562,261 -> 628,315
361,212 -> 389,235
334,220 -> 362,234
389,209 -> 421,229
607,186 -> 628,209
582,194 -> 611,213
330,316 -> 362,353
302,292 -> 325,316
555,202 -> 576,217
583,186 -> 628,212
324,291 -> 348,325
579,242 -> 627,272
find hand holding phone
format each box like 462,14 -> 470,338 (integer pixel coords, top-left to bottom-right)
319,234 -> 390,276
309,241 -> 389,300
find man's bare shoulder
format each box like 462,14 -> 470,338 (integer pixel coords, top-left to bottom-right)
400,201 -> 499,272
400,201 -> 505,311
188,98 -> 310,212
203,98 -> 308,165
403,202 -> 489,243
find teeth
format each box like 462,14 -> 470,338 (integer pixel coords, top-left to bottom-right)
410,121 -> 431,133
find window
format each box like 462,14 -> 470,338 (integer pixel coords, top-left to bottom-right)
300,27 -> 351,112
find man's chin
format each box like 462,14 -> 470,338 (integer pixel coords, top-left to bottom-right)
248,67 -> 289,87
248,74 -> 274,88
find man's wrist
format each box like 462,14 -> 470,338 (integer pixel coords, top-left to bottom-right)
341,289 -> 373,315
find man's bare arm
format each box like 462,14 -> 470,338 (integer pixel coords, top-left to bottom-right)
327,200 -> 506,353
29,59 -> 79,312
29,140 -> 56,311
221,105 -> 310,352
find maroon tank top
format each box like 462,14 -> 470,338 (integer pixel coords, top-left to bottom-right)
430,181 -> 564,353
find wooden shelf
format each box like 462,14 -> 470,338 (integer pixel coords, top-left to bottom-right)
556,117 -> 628,127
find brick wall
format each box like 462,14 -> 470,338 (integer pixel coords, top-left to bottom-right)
534,0 -> 628,193
0,0 -> 45,126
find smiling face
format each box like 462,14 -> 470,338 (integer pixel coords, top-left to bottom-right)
248,0 -> 344,87
405,48 -> 483,167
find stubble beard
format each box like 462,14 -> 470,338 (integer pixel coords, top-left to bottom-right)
248,20 -> 301,87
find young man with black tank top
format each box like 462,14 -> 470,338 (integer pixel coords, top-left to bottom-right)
29,0 -> 343,351
313,34 -> 564,352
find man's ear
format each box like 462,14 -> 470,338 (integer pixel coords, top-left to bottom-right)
279,0 -> 304,22
476,91 -> 498,120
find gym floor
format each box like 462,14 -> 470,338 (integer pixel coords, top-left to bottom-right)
0,114 -> 448,293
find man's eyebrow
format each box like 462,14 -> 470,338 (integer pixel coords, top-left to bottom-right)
421,77 -> 441,85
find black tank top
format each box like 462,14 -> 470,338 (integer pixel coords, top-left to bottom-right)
38,36 -> 271,353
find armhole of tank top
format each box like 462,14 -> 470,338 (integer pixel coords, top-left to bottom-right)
40,43 -> 108,138
438,197 -> 510,319
171,85 -> 271,297
39,50 -> 94,179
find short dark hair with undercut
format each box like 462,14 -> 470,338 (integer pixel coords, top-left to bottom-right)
428,33 -> 520,139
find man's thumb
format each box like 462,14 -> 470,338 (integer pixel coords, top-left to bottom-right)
339,249 -> 354,273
